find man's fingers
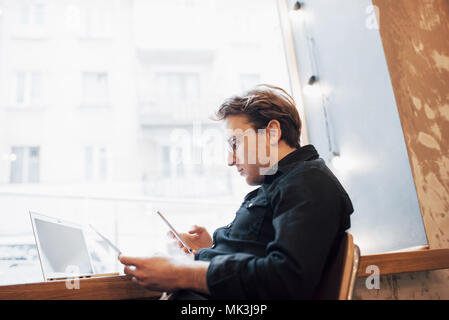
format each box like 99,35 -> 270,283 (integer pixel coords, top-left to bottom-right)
187,231 -> 201,238
168,238 -> 186,250
131,276 -> 144,286
124,265 -> 143,279
168,238 -> 185,249
167,231 -> 176,239
188,225 -> 204,234
123,265 -> 134,275
119,255 -> 144,267
188,225 -> 199,233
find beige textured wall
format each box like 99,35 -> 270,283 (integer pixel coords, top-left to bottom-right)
355,0 -> 449,300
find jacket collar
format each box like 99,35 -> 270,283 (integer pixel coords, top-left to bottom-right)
263,144 -> 319,184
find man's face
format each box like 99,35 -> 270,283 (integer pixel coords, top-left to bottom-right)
224,115 -> 268,186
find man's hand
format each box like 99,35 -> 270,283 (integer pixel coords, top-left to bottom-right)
118,254 -> 210,295
168,225 -> 213,255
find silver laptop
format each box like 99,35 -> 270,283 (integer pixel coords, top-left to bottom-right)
29,211 -> 95,281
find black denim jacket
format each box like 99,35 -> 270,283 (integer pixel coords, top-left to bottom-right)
194,144 -> 354,299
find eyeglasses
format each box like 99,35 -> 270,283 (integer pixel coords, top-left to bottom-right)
225,127 -> 268,154
225,135 -> 239,154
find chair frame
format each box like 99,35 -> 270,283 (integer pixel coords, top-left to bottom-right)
313,232 -> 361,300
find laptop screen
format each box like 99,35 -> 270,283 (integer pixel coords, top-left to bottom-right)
33,217 -> 94,278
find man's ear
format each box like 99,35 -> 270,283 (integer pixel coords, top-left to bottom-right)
266,120 -> 281,145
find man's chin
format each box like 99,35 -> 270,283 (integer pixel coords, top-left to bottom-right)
245,175 -> 264,186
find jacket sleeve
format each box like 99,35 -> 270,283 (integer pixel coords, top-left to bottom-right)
205,169 -> 344,299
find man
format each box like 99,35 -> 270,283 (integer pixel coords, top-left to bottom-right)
119,85 -> 353,299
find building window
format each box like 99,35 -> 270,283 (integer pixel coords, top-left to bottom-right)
85,146 -> 108,181
19,2 -> 44,26
174,147 -> 185,177
85,146 -> 94,180
153,72 -> 200,120
162,146 -> 171,177
161,146 -> 186,178
9,146 -> 40,184
80,6 -> 111,39
82,72 -> 109,107
14,1 -> 46,38
14,71 -> 43,107
98,147 -> 107,180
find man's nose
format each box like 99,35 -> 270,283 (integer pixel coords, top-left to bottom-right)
227,151 -> 236,166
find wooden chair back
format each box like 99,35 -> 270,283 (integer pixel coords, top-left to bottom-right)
313,232 -> 360,300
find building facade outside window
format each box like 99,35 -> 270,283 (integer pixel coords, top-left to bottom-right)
20,2 -> 44,26
0,0 -> 296,285
14,71 -> 43,107
9,146 -> 40,184
85,146 -> 108,181
82,72 -> 109,107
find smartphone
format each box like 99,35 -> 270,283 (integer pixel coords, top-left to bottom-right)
155,211 -> 193,253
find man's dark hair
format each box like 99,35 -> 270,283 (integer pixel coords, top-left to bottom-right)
215,84 -> 302,148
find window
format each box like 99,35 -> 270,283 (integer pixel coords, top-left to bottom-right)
9,147 -> 40,184
162,146 -> 171,177
98,147 -> 107,180
82,72 -> 109,107
14,71 -> 43,107
193,145 -> 204,175
288,0 -> 428,254
65,3 -> 112,39
174,147 -> 185,177
14,1 -> 46,38
19,2 -> 44,26
153,72 -> 200,120
0,0 -> 291,285
80,6 -> 112,39
85,146 -> 94,180
85,146 -> 108,181
160,146 -> 187,178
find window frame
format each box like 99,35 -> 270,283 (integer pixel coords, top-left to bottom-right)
9,146 -> 40,184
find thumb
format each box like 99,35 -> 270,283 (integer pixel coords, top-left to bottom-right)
188,225 -> 203,234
